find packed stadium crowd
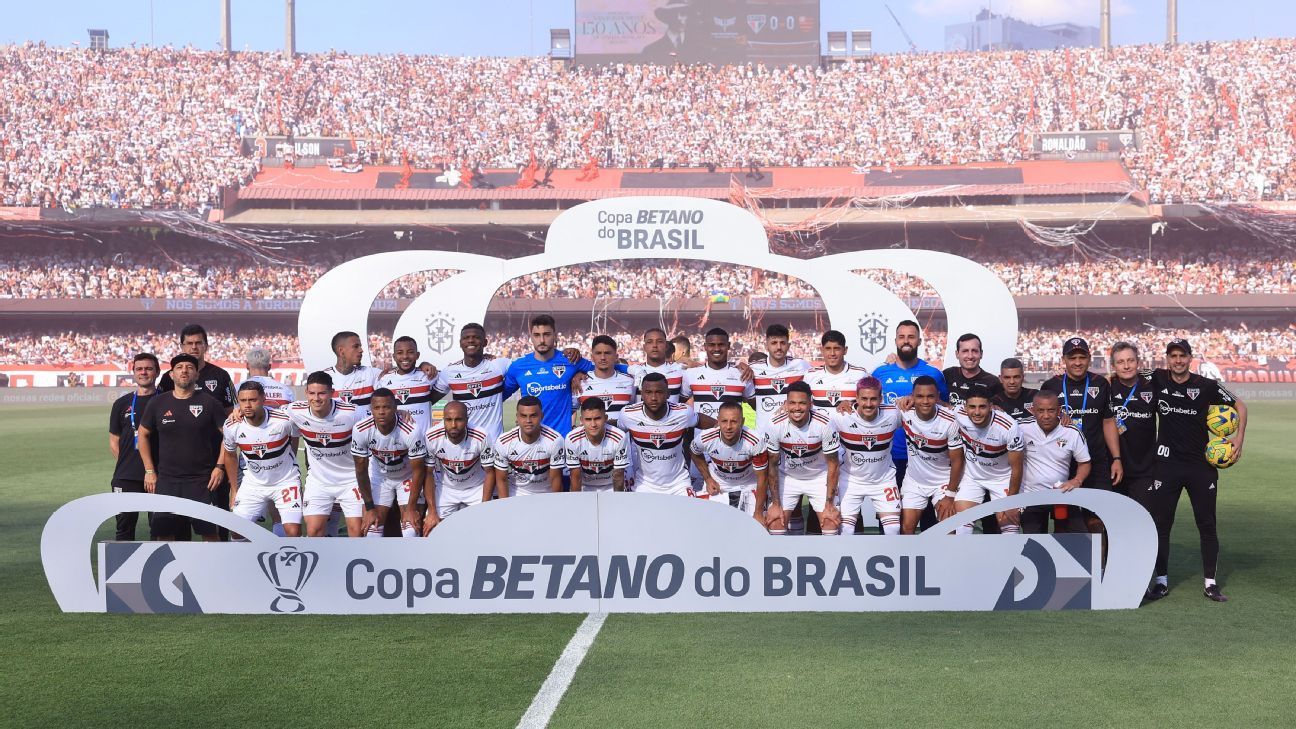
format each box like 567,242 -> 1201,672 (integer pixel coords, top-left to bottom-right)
2,244 -> 1293,300
4,39 -> 1296,208
4,323 -> 1291,371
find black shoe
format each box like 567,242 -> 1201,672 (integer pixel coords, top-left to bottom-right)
1203,584 -> 1229,602
1144,582 -> 1169,601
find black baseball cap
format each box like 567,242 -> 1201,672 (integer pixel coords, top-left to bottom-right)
1166,338 -> 1193,356
170,353 -> 200,368
1062,337 -> 1090,356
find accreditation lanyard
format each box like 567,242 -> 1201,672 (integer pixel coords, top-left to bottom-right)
1063,374 -> 1090,427
129,392 -> 139,449
1115,380 -> 1138,434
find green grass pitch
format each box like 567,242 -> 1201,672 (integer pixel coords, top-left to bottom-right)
2,402 -> 1295,728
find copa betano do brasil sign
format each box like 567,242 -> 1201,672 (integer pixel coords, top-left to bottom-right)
43,490 -> 1155,614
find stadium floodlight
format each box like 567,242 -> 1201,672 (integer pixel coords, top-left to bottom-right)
826,31 -> 848,56
87,29 -> 109,51
850,30 -> 872,55
550,29 -> 572,59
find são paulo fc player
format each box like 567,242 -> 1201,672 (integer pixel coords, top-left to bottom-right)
683,327 -> 755,427
573,335 -> 637,429
352,389 -> 428,538
490,397 -> 565,497
433,323 -> 512,442
750,324 -> 811,433
565,398 -> 629,492
763,381 -> 841,535
805,330 -> 869,413
222,381 -> 303,536
897,377 -> 964,535
831,377 -> 902,535
287,371 -> 368,537
689,400 -> 772,523
244,348 -> 296,409
421,401 -> 492,532
620,373 -> 698,496
953,391 -> 1025,534
378,336 -> 439,436
324,330 -> 381,420
629,328 -> 686,403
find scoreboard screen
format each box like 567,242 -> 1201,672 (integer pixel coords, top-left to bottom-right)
575,0 -> 820,66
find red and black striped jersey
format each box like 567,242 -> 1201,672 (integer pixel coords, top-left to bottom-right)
690,426 -> 767,491
832,406 -> 899,485
222,407 -> 298,487
899,406 -> 962,488
351,412 -> 427,483
324,364 -> 380,421
424,425 -> 490,492
287,400 -> 358,486
491,425 -> 564,494
573,371 -> 637,428
763,409 -> 839,481
620,402 -> 697,489
955,410 -> 1024,486
564,425 -> 629,490
683,363 -> 754,421
434,355 -> 511,442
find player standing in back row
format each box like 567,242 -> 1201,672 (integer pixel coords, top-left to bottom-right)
750,324 -> 811,433
324,331 -> 381,420
378,336 -> 439,436
434,323 -> 512,442
683,327 -> 755,427
1144,338 -> 1247,603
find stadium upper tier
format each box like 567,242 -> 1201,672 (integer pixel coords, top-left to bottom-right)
2,39 -> 1294,210
1,243 -> 1292,302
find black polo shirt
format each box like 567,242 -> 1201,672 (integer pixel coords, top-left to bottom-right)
138,390 -> 226,481
109,390 -> 158,482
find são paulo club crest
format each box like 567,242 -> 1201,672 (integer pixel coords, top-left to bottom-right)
710,384 -> 727,400
857,313 -> 888,355
425,312 -> 455,355
394,388 -> 411,404
552,365 -> 566,379
771,378 -> 787,393
1187,388 -> 1200,400
252,443 -> 268,457
1140,391 -> 1153,403
188,404 -> 203,417
650,432 -> 666,448
467,382 -> 482,397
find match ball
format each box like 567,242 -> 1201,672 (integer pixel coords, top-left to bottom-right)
1206,404 -> 1239,438
1205,437 -> 1236,469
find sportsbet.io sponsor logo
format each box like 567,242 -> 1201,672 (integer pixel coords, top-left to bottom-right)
598,209 -> 705,250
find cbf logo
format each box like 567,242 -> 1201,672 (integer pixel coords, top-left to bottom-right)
858,313 -> 888,355
257,547 -> 319,613
425,312 -> 455,355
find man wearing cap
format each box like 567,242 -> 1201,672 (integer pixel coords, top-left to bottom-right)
1143,338 -> 1247,603
136,354 -> 229,541
1040,337 -> 1122,536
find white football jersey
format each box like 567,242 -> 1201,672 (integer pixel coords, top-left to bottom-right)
683,363 -> 754,421
222,407 -> 299,487
573,371 -> 637,428
491,426 -> 565,495
751,358 -> 812,431
564,425 -> 630,491
620,402 -> 697,490
378,368 -> 438,435
434,355 -> 511,441
899,406 -> 962,488
629,361 -> 686,403
764,409 -> 840,481
424,426 -> 490,493
287,400 -> 359,486
324,364 -> 381,420
690,426 -> 768,491
351,413 -> 427,485
833,406 -> 900,486
247,375 -> 296,410
956,410 -> 1025,487
1019,420 -> 1090,493
804,364 -> 870,410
